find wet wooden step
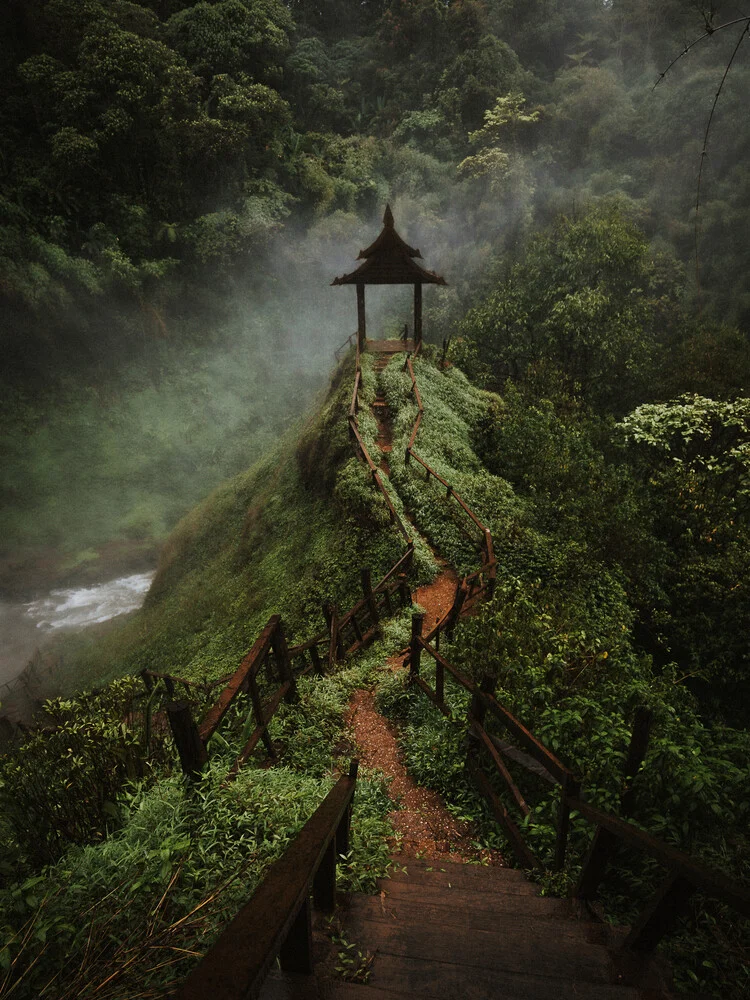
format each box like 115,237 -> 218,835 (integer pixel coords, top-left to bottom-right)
344,886 -> 582,926
343,909 -> 616,986
260,971 -> 419,999
365,953 -> 643,1000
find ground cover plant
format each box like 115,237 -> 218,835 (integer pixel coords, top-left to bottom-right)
48,353 -> 436,696
0,625 -> 404,999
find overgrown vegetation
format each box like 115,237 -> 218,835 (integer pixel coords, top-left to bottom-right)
0,625 -> 403,998
3,2 -> 750,996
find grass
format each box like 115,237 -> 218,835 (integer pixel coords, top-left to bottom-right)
50,355 -> 435,696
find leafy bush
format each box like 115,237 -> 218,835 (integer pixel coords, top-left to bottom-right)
0,679 -> 151,876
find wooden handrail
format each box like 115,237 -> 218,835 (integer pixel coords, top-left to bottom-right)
175,762 -> 359,1000
406,630 -> 750,949
372,544 -> 414,592
570,797 -> 750,917
349,369 -> 361,420
334,332 -> 356,360
199,617 -> 279,743
478,690 -> 573,786
405,449 -> 487,536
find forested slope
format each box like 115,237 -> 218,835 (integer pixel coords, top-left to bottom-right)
3,0 -> 750,561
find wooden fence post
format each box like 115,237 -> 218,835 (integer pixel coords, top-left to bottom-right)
361,568 -> 380,627
466,674 -> 494,759
310,644 -> 324,676
484,529 -> 496,598
409,613 -> 424,683
554,774 -> 581,871
620,706 -> 653,817
271,619 -> 297,704
575,826 -> 619,900
398,572 -> 411,607
622,873 -> 696,952
166,701 -> 207,779
324,601 -> 342,668
336,759 -> 359,859
447,582 -> 468,640
279,897 -> 312,974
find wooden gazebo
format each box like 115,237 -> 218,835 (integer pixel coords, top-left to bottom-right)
332,205 -> 446,352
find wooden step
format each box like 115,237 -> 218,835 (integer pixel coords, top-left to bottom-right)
364,953 -> 643,999
381,859 -> 540,896
342,909 -> 617,986
260,971 -> 419,999
344,887 -> 582,927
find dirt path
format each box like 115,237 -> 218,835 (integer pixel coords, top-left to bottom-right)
346,567 -> 504,866
347,360 -> 502,864
412,565 -> 458,636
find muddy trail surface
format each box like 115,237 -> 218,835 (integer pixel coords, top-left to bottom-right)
347,567 -> 505,867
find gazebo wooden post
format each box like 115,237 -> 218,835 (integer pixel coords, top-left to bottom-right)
332,206 -> 445,353
414,282 -> 422,349
356,283 -> 366,351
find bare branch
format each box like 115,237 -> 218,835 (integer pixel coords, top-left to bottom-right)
694,20 -> 750,303
653,16 -> 750,90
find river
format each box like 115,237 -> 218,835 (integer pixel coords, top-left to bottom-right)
0,572 -> 155,690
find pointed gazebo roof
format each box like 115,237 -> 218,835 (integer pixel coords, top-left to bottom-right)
331,205 -> 447,286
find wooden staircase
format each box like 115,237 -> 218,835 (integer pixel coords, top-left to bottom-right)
260,857 -> 674,1000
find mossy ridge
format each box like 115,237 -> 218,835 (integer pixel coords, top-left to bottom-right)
380,351 -> 531,577
51,356 -> 430,694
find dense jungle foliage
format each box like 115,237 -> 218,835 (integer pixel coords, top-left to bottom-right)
2,0 -> 750,997
3,0 -> 750,557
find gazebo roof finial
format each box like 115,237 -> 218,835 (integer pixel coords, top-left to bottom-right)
383,204 -> 395,228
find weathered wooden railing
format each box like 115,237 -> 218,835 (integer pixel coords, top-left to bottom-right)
166,547 -> 413,780
289,555 -> 414,674
401,353 -> 496,640
348,349 -> 413,546
334,331 -> 356,360
406,616 -> 750,953
175,760 -> 359,1000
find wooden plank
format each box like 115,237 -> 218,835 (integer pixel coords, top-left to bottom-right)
200,616 -> 279,742
623,873 -> 695,952
473,723 -> 531,817
412,676 -> 451,718
373,546 -> 414,592
349,369 -> 361,419
342,914 -> 617,987
374,883 -> 551,915
287,632 -> 327,655
362,953 -> 641,1000
249,673 -> 276,759
175,772 -> 357,1000
569,797 -> 750,916
417,639 -> 474,694
406,410 -> 422,454
409,614 -> 424,680
480,692 -> 573,786
344,891 -> 576,933
360,567 -> 380,628
487,735 -> 556,785
225,682 -> 291,781
167,700 -> 207,779
349,419 -> 379,474
279,895 -> 312,974
344,624 -> 379,657
469,761 -> 539,871
576,825 -> 619,900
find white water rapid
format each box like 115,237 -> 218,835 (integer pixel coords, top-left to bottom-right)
0,572 -> 155,689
